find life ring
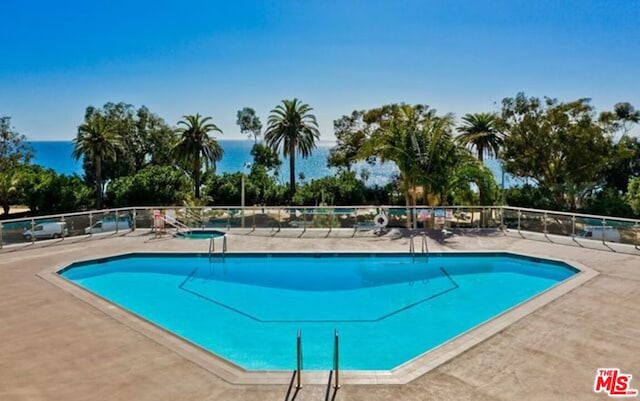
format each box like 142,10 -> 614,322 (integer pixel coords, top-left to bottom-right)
374,213 -> 388,228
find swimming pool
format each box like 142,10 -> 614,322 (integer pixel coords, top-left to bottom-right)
59,253 -> 577,371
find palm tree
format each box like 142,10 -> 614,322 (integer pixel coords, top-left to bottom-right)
456,113 -> 502,162
360,104 -> 457,227
264,99 -> 320,197
72,116 -> 121,209
172,113 -> 223,199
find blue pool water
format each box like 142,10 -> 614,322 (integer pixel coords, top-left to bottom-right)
60,253 -> 576,370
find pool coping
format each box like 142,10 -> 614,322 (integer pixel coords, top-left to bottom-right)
38,250 -> 598,385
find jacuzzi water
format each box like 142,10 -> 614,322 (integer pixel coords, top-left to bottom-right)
175,230 -> 225,239
60,253 -> 577,370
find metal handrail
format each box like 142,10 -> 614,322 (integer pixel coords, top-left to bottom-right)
421,233 -> 429,262
296,330 -> 303,389
501,205 -> 640,223
409,234 -> 415,262
333,329 -> 340,389
163,214 -> 190,232
209,235 -> 227,260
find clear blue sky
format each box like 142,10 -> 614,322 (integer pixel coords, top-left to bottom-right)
1,0 -> 638,140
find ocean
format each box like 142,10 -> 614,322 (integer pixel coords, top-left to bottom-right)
29,140 -> 513,187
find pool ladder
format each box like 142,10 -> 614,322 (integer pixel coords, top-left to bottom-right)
409,233 -> 428,262
285,330 -> 340,401
208,235 -> 227,261
285,331 -> 304,401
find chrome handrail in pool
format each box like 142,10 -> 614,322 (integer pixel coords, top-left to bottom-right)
421,233 -> 429,262
208,235 -> 227,261
296,330 -> 303,389
333,329 -> 340,390
410,234 -> 428,262
409,234 -> 415,261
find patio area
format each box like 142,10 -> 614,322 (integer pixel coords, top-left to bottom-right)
0,229 -> 638,400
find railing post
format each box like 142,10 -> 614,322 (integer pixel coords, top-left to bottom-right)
115,210 -> 119,234
333,329 -> 340,389
89,212 -> 93,237
132,209 -> 136,231
296,330 -> 303,389
226,208 -> 231,232
635,222 -> 639,249
60,215 -> 66,240
329,209 -> 333,233
517,210 -> 521,233
30,218 -> 35,244
601,218 -> 607,244
252,208 -> 256,230
303,210 -> 307,232
413,205 -> 417,230
0,222 -> 3,249
571,215 -> 576,238
543,212 -> 548,234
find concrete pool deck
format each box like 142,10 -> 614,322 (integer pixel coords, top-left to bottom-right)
1,229 -> 639,400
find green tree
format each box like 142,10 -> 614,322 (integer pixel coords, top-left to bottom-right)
293,172 -> 368,205
18,166 -> 93,214
236,107 -> 263,144
136,106 -> 177,166
328,110 -> 368,172
206,172 -> 244,205
584,188 -> 634,217
456,113 -> 502,162
172,113 -> 223,199
72,115 -> 122,209
447,157 -> 499,205
250,143 -> 282,173
505,184 -> 560,210
456,113 -> 502,206
81,103 -> 136,181
627,177 -> 640,215
106,165 -> 191,207
498,93 -> 611,209
599,102 -> 640,138
0,116 -> 32,215
597,137 -> 640,192
360,104 -> 459,226
80,103 -> 176,185
264,98 -> 320,198
598,103 -> 640,192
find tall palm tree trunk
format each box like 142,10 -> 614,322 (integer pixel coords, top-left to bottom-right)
194,156 -> 201,199
476,146 -> 487,226
403,178 -> 412,229
289,141 -> 296,198
95,157 -> 103,210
